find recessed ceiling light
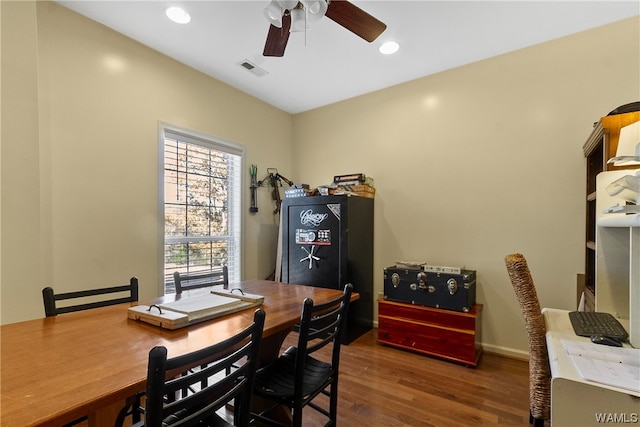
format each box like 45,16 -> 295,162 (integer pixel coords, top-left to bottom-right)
166,6 -> 191,24
379,41 -> 400,55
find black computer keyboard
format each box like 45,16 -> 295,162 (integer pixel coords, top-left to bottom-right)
568,311 -> 629,341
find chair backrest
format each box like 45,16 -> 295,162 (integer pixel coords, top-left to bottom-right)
293,283 -> 353,398
173,266 -> 228,294
504,253 -> 550,422
144,308 -> 265,427
42,277 -> 139,317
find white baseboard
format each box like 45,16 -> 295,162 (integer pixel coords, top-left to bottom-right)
481,343 -> 529,361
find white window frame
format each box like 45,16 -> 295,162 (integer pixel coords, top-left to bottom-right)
158,122 -> 244,294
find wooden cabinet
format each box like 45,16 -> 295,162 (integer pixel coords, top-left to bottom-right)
580,111 -> 640,311
377,299 -> 482,367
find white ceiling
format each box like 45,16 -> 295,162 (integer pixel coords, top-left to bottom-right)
57,1 -> 639,114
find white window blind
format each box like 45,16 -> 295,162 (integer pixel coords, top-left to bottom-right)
162,127 -> 243,293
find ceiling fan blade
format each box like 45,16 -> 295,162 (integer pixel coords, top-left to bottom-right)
263,14 -> 292,57
325,0 -> 387,43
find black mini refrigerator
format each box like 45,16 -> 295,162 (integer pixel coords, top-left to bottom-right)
280,195 -> 373,343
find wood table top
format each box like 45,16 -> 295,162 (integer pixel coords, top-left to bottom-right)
0,280 -> 351,426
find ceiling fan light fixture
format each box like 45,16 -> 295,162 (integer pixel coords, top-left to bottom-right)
165,6 -> 191,24
301,0 -> 327,22
264,0 -> 283,27
262,0 -> 386,57
276,0 -> 299,10
290,8 -> 308,33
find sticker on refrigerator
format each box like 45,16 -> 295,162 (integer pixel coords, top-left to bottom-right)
295,229 -> 331,245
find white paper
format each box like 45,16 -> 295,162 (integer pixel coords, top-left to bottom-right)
562,339 -> 640,392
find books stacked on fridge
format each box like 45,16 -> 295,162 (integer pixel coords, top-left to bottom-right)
320,173 -> 376,199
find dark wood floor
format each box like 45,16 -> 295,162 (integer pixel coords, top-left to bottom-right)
297,329 -> 533,426
113,328 -> 533,427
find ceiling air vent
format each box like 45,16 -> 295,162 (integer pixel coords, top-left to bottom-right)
238,60 -> 268,77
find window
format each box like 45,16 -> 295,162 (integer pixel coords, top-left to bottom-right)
161,125 -> 243,294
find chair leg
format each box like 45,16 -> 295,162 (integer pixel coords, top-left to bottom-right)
329,382 -> 338,426
530,411 -> 545,427
292,405 -> 303,427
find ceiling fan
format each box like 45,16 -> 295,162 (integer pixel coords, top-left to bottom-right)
263,0 -> 387,57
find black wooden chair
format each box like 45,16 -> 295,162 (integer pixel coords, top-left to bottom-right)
42,277 -> 141,426
251,283 -> 353,427
42,277 -> 139,317
173,266 -> 228,294
135,308 -> 265,427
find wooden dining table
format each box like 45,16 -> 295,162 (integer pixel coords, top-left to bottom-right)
0,280 -> 355,426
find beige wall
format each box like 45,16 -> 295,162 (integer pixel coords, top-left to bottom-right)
1,2 -> 638,356
1,2 -> 292,323
292,16 -> 640,356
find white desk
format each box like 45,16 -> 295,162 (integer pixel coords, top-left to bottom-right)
543,308 -> 640,426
